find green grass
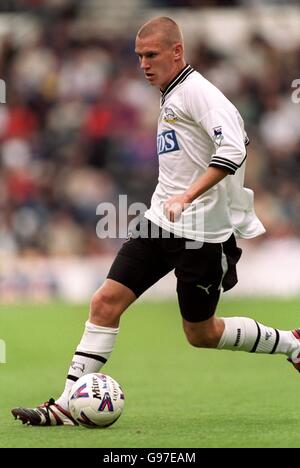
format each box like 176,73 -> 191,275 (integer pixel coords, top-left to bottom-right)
1,298 -> 300,448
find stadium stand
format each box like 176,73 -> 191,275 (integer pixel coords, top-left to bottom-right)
0,2 -> 300,299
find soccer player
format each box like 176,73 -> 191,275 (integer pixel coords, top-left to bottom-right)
12,17 -> 300,426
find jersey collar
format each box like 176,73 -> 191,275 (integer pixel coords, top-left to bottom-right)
160,64 -> 194,105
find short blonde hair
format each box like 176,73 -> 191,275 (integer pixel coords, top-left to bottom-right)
137,17 -> 184,47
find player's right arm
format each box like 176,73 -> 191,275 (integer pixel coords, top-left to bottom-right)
164,166 -> 229,222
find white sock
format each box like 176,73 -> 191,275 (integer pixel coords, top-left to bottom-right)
55,321 -> 119,410
217,317 -> 299,355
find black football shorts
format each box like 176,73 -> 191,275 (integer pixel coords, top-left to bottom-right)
107,218 -> 242,322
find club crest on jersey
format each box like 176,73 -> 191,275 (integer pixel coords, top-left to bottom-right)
162,107 -> 178,124
213,126 -> 224,146
157,130 -> 180,155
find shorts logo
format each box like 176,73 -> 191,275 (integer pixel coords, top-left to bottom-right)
196,283 -> 212,295
157,130 -> 179,155
124,231 -> 133,243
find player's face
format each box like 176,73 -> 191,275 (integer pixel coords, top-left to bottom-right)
135,33 -> 182,90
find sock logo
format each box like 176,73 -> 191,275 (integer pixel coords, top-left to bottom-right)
234,328 -> 242,347
265,331 -> 272,341
71,361 -> 85,373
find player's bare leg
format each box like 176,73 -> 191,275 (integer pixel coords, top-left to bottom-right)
12,280 -> 136,426
183,315 -> 300,370
182,316 -> 224,348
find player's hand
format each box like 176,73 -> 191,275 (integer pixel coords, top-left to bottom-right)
164,194 -> 190,223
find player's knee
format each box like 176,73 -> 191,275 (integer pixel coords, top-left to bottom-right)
90,289 -> 121,323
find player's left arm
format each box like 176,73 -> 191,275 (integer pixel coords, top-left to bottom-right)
164,166 -> 229,223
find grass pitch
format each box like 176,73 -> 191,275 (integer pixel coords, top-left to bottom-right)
1,298 -> 300,448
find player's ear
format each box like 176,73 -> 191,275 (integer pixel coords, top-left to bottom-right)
173,43 -> 183,61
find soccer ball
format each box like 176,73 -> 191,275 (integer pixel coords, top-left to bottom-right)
68,373 -> 125,428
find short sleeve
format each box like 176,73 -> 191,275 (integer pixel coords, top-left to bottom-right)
200,107 -> 248,174
184,82 -> 248,175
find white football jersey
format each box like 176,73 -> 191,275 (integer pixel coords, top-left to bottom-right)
144,65 -> 265,242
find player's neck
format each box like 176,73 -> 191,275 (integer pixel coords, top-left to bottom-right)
160,62 -> 187,93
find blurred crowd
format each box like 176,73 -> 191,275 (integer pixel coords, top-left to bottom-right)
1,0 -> 299,11
0,6 -> 300,260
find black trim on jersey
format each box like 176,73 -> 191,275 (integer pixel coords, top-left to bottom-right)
209,153 -> 247,175
210,156 -> 239,170
75,351 -> 107,364
250,321 -> 261,353
160,64 -> 194,105
209,163 -> 235,175
270,329 -> 280,354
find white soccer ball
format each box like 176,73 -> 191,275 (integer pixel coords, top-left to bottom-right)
68,373 -> 125,428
